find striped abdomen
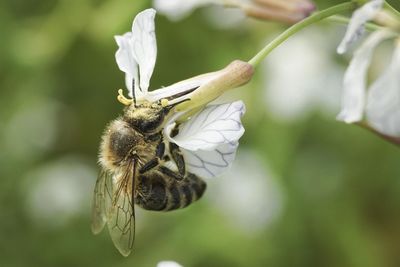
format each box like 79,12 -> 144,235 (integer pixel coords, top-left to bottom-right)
135,170 -> 206,211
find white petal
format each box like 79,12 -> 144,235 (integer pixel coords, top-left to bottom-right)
182,143 -> 239,178
337,30 -> 394,123
366,42 -> 400,137
337,0 -> 383,54
115,33 -> 139,98
145,72 -> 217,102
153,0 -> 220,21
131,8 -> 157,94
169,101 -> 246,151
157,261 -> 183,267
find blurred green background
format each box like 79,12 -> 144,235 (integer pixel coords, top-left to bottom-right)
1,0 -> 400,266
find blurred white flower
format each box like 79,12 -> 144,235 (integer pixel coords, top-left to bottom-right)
203,5 -> 245,29
337,0 -> 383,54
115,9 -> 253,178
153,0 -> 315,24
263,28 -> 343,121
207,149 -> 284,233
153,0 -> 219,21
157,261 -> 183,267
24,156 -> 96,227
337,30 -> 396,124
336,1 -> 400,138
366,40 -> 400,136
3,99 -> 60,160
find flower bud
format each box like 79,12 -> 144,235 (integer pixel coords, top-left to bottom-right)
240,0 -> 316,24
374,10 -> 400,29
175,60 -> 254,111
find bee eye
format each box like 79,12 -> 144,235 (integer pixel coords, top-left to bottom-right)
130,112 -> 165,134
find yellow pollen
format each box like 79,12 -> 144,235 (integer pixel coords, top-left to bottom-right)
117,89 -> 133,106
161,98 -> 169,107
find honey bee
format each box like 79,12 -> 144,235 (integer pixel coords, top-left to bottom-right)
91,89 -> 206,256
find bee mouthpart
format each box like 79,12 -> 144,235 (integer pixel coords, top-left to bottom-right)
117,89 -> 134,106
163,98 -> 191,112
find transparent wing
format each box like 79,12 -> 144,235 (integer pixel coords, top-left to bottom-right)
168,101 -> 246,151
107,160 -> 137,257
91,169 -> 113,234
131,8 -> 157,94
182,142 -> 239,179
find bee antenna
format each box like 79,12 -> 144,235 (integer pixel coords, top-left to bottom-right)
131,78 -> 137,108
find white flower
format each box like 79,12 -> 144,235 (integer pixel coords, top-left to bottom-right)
157,261 -> 183,267
115,9 -> 157,99
207,149 -> 283,233
263,28 -> 343,121
336,0 -> 400,138
337,30 -> 395,123
366,40 -> 400,136
337,27 -> 400,137
115,9 -> 253,177
153,0 -> 219,21
153,0 -> 315,24
337,0 -> 383,54
164,101 -> 245,178
24,156 -> 95,227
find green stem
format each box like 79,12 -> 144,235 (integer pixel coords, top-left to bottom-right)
356,122 -> 400,148
328,15 -> 383,32
384,1 -> 400,20
248,2 -> 357,67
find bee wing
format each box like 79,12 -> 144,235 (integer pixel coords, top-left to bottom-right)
91,170 -> 113,234
106,159 -> 137,257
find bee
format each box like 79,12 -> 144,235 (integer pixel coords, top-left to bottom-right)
91,89 -> 206,256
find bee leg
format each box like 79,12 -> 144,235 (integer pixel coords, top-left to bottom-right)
139,142 -> 165,174
159,165 -> 183,181
169,143 -> 186,177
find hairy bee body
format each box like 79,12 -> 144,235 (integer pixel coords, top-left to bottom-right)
98,103 -> 206,211
93,101 -> 207,255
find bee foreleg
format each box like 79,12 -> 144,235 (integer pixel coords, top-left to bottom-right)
169,143 -> 186,176
139,142 -> 165,174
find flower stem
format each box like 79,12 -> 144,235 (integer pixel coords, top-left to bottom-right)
328,15 -> 383,32
356,122 -> 400,148
384,1 -> 400,20
248,2 -> 357,67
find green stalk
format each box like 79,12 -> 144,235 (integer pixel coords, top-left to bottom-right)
384,1 -> 400,20
356,122 -> 400,148
248,2 -> 357,67
328,15 -> 383,32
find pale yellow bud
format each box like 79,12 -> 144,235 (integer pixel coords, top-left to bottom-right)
175,60 -> 254,111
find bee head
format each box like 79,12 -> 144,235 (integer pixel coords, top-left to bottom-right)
124,99 -> 186,135
118,89 -> 189,134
